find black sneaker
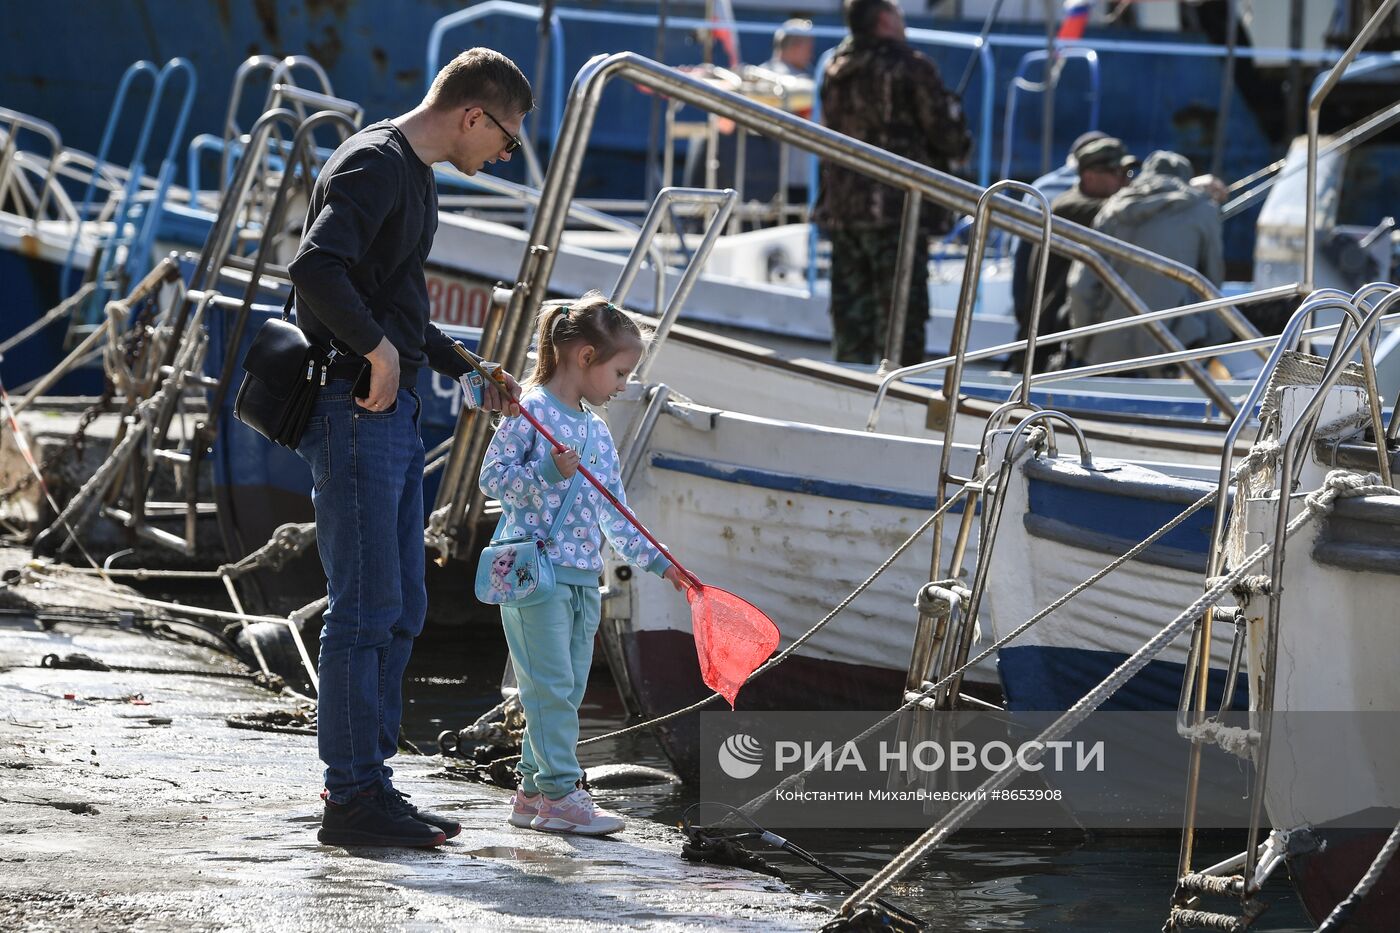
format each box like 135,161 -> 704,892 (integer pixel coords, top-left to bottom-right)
380,785 -> 462,839
317,788 -> 447,848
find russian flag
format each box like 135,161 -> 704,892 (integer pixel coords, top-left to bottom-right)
1056,0 -> 1092,41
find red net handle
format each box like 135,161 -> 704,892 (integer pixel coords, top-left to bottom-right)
455,347 -> 702,589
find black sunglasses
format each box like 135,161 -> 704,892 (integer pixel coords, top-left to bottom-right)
479,108 -> 522,155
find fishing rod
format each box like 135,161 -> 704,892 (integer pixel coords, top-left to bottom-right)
453,344 -> 702,589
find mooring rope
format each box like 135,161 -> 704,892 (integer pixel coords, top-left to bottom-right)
838,469 -> 1390,917
729,441 -> 1282,821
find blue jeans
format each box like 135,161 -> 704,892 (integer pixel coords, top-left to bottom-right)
499,582 -> 602,799
296,379 -> 425,803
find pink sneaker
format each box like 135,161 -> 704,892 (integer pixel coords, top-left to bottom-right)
508,791 -> 541,828
529,788 -> 625,836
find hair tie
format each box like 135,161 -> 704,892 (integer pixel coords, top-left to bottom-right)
549,305 -> 570,342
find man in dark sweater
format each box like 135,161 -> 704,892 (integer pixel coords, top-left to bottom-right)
288,47 -> 531,848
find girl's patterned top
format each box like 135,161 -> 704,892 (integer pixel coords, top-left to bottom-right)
478,386 -> 671,581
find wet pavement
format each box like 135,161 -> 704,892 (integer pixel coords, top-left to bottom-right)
0,560 -> 831,931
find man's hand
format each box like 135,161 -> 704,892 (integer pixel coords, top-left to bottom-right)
552,447 -> 580,479
359,336 -> 400,412
663,565 -> 690,592
481,365 -> 521,417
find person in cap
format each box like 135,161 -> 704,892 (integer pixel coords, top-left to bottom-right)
1066,150 -> 1227,369
816,0 -> 970,367
1013,136 -> 1135,370
764,18 -> 815,77
1008,129 -> 1113,369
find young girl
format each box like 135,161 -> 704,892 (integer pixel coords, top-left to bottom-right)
478,292 -> 685,836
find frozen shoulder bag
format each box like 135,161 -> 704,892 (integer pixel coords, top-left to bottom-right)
475,426 -> 592,608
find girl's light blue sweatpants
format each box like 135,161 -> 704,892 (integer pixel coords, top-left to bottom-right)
499,581 -> 602,799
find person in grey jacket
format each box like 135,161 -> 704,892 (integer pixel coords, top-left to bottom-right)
1066,150 -> 1226,369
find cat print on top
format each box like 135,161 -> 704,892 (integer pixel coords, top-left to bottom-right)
478,386 -> 671,582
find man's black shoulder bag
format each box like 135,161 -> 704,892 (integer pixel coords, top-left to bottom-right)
232,293 -> 326,449
233,247 -> 422,449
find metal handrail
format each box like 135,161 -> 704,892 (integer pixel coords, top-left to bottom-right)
1304,0 -> 1399,289
511,52 -> 1257,391
939,409 -> 1092,707
928,180 -> 1053,588
1245,285 -> 1400,885
1223,100 -> 1400,221
1173,286 -> 1394,877
57,60 -> 157,294
999,48 -> 1100,183
1021,310 -> 1399,388
624,188 -> 738,381
866,284 -> 1301,432
0,107 -> 63,231
218,56 -> 280,195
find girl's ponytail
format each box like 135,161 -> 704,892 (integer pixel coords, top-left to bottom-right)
523,290 -> 651,389
525,301 -> 571,388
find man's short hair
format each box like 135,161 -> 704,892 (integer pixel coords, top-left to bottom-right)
844,0 -> 897,38
774,17 -> 814,53
426,48 -> 534,117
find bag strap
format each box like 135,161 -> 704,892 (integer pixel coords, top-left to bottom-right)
544,415 -> 594,542
487,411 -> 596,547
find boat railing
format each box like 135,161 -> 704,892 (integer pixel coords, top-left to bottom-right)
75,59 -> 196,332
864,285 -> 1306,432
1168,285 -> 1392,884
0,107 -> 65,228
926,180 -> 1053,587
1223,96 -> 1400,222
1306,0 -> 1400,289
219,55 -> 335,199
998,47 -> 1100,183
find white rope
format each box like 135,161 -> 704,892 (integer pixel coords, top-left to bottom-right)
837,469 -> 1374,916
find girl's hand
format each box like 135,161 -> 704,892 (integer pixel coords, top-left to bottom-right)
553,447 -> 580,478
663,565 -> 689,592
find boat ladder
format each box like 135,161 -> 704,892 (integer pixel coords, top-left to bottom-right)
1169,283 -> 1399,930
31,103 -> 360,567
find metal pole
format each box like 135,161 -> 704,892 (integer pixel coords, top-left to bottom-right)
1211,0 -> 1238,179
532,0 -> 558,150
1285,0 -> 1305,143
956,0 -> 1009,97
1040,0 -> 1057,176
882,192 -> 923,370
645,0 -> 669,200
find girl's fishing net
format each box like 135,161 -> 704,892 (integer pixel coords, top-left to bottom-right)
687,584 -> 780,708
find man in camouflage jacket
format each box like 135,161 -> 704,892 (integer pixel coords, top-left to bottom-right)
815,0 -> 970,367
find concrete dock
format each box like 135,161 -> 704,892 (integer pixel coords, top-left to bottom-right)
0,559 -> 834,931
